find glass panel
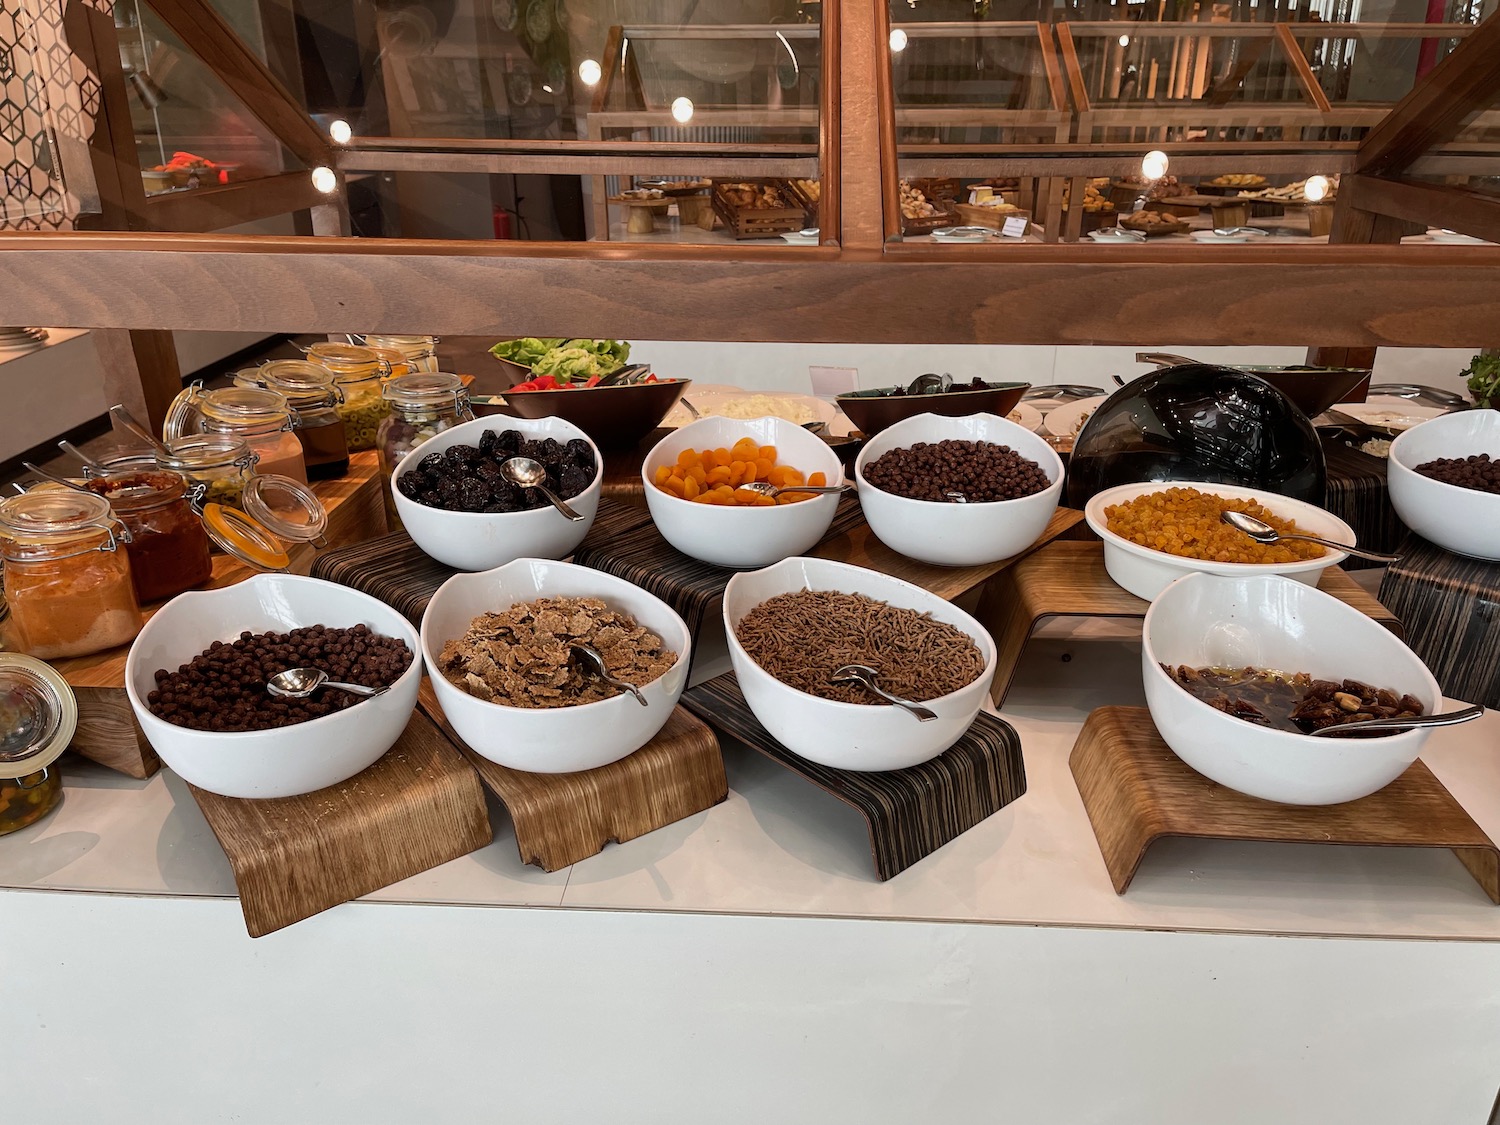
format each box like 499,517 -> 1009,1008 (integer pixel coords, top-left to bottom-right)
887,1 -> 1499,245
124,0 -> 301,194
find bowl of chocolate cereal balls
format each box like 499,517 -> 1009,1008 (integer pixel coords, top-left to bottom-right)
1387,410 -> 1500,561
422,558 -> 691,773
124,574 -> 422,799
1084,480 -> 1354,601
854,412 -> 1065,566
393,415 -> 603,572
723,556 -> 997,771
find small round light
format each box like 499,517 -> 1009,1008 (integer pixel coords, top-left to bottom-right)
541,84 -> 554,94
890,28 -> 908,52
1304,174 -> 1331,203
1118,34 -> 1130,47
578,58 -> 602,86
1140,149 -> 1169,181
329,119 -> 352,145
311,166 -> 337,194
671,96 -> 694,124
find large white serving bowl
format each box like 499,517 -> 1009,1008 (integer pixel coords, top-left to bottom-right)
723,557 -> 997,771
422,558 -> 691,773
642,415 -> 844,569
1084,480 -> 1352,601
1388,410 -> 1500,561
1143,572 -> 1442,806
124,574 -> 423,799
393,414 -> 603,572
854,411 -> 1064,567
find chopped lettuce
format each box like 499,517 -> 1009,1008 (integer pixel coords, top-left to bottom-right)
492,337 -> 631,384
488,337 -> 564,367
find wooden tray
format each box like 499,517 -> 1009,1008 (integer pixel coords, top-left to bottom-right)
189,709 -> 491,936
978,540 -> 1402,708
953,202 -> 1032,234
711,178 -> 808,239
1117,214 -> 1192,237
1196,179 -> 1268,196
900,208 -> 961,236
1062,208 -> 1118,233
1071,706 -> 1500,901
684,674 -> 1026,881
422,683 -> 727,872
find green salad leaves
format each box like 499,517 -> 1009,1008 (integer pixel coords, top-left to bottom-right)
1462,353 -> 1500,409
489,338 -> 631,384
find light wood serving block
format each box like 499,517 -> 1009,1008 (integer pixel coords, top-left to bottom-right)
979,540 -> 1402,707
420,681 -> 728,873
52,450 -> 388,693
188,708 -> 491,937
1070,706 -> 1500,902
70,685 -> 160,779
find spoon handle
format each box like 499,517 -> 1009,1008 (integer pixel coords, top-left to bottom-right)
534,484 -> 586,522
1310,703 -> 1485,736
1284,533 -> 1402,564
778,484 -> 851,496
838,676 -> 938,721
321,680 -> 385,697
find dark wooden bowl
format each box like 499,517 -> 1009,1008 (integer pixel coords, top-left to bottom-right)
500,379 -> 690,449
836,382 -> 1031,437
1236,366 -> 1371,418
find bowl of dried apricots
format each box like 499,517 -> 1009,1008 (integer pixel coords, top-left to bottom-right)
643,416 -> 845,568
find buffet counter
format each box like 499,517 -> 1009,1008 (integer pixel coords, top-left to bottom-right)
7,618 -> 1500,1124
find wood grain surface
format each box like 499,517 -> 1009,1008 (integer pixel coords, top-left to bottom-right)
1070,705 -> 1500,901
71,686 -> 160,779
979,540 -> 1403,706
189,709 -> 491,937
420,682 -> 727,872
53,451 -> 388,690
5,235 -> 1500,348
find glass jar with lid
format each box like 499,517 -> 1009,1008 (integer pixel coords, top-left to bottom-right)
0,653 -> 76,836
85,469 -> 213,604
359,334 -> 440,374
304,342 -> 390,451
163,385 -> 308,484
156,434 -> 258,507
377,372 -> 473,529
236,361 -> 350,480
0,490 -> 142,660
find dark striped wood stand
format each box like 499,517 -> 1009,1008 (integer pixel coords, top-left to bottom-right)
683,674 -> 1026,881
980,541 -> 1403,708
1072,706 -> 1500,902
1321,437 -> 1406,572
1379,534 -> 1500,710
188,710 -> 492,937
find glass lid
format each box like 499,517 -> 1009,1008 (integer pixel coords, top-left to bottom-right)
382,372 -> 466,407
0,491 -> 116,544
163,385 -> 292,440
0,654 -> 77,776
200,504 -> 292,571
305,342 -> 383,375
197,474 -> 326,571
236,361 -> 342,408
160,433 -> 256,471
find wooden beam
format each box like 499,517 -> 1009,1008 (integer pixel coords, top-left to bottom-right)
336,150 -> 816,178
1054,25 -> 1091,114
145,0 -> 331,171
1356,12 -> 1500,176
841,0 -> 888,249
1035,23 -> 1069,114
2,234 -> 1500,348
1341,173 -> 1500,245
144,171 -> 324,232
818,0 -> 842,246
1206,36 -> 1273,107
1274,25 -> 1333,114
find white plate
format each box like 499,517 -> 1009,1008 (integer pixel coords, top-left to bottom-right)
779,228 -> 821,244
1043,395 -> 1107,439
1332,397 -> 1446,432
1190,230 -> 1263,243
1427,229 -> 1489,245
662,385 -> 849,434
930,227 -> 989,243
1088,228 -> 1145,243
1006,401 -> 1044,432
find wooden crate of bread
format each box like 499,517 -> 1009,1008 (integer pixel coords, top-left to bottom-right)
785,177 -> 821,223
711,179 -> 809,239
953,202 -> 1032,234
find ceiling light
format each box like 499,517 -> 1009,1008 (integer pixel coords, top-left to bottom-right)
1304,174 -> 1331,203
578,59 -> 602,86
890,28 -> 908,52
671,96 -> 694,123
1118,34 -> 1130,47
329,119 -> 352,144
311,166 -> 337,194
1140,149 -> 1169,181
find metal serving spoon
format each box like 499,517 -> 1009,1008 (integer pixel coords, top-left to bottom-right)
22,462 -> 95,495
108,404 -> 171,459
905,372 -> 952,396
738,481 -> 850,500
829,664 -> 938,722
266,668 -> 387,700
945,491 -> 968,503
57,441 -> 108,475
569,643 -> 648,706
1309,703 -> 1485,737
1220,510 -> 1401,564
501,457 -> 586,522
1368,383 -> 1467,409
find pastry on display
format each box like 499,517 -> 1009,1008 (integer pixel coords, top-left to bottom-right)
1061,179 -> 1115,213
719,181 -> 793,210
899,180 -> 941,219
1237,176 -> 1340,203
1205,173 -> 1267,188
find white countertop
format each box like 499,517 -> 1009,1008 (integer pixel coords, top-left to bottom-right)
6,616 -> 1499,941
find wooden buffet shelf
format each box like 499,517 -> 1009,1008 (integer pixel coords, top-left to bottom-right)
53,450 -> 389,690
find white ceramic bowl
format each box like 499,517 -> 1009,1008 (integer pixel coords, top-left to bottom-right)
854,412 -> 1064,567
1388,410 -> 1500,561
422,558 -> 691,773
723,557 -> 997,771
1084,481 -> 1352,601
1143,572 -> 1441,805
393,415 -> 603,571
642,416 -> 844,569
124,574 -> 423,799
